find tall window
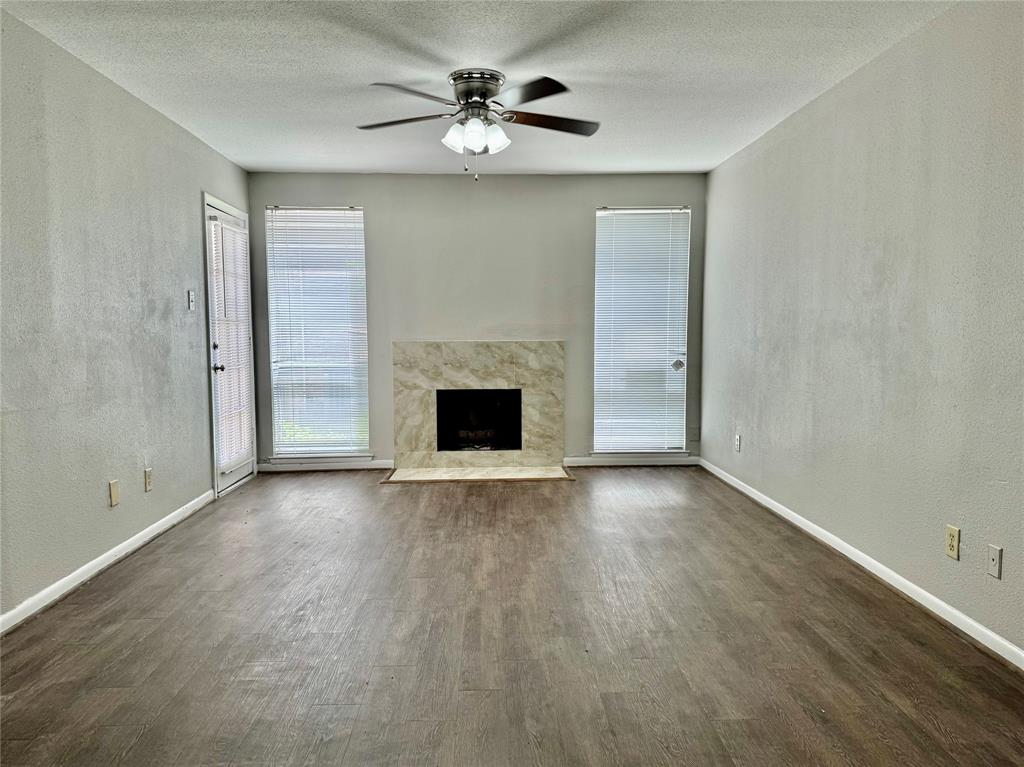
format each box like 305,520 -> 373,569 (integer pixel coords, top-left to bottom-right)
266,207 -> 369,456
593,207 -> 690,452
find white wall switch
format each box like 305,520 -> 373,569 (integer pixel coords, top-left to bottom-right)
945,525 -> 960,560
187,289 -> 196,311
144,467 -> 153,492
109,480 -> 120,507
988,545 -> 1003,579
734,433 -> 742,453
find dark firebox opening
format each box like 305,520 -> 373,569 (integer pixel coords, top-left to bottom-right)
436,389 -> 522,451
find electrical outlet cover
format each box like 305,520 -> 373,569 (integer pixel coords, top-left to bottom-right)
945,525 -> 960,560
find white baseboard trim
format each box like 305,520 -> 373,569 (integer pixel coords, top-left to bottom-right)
0,489 -> 215,634
698,459 -> 1024,672
565,453 -> 700,467
257,458 -> 394,472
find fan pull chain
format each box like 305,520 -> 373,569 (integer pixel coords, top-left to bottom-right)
461,149 -> 480,181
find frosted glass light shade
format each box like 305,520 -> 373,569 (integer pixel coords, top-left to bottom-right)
463,117 -> 487,153
441,122 -> 465,152
485,122 -> 511,154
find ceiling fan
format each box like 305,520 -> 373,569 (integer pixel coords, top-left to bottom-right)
357,69 -> 599,159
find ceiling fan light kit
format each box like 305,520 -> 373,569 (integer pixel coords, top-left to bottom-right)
358,68 -> 599,173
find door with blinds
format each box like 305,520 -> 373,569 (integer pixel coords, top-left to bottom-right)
204,195 -> 256,495
593,207 -> 691,452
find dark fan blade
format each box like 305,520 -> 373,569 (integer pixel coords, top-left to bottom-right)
370,82 -> 456,106
503,111 -> 599,136
357,113 -> 452,130
494,76 -> 567,107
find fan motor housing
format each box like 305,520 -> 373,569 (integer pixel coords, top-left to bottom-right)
448,69 -> 504,105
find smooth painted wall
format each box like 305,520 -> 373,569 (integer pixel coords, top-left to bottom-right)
247,173 -> 706,462
703,3 -> 1023,648
1,14 -> 249,612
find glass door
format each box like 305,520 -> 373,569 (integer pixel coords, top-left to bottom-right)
204,194 -> 256,494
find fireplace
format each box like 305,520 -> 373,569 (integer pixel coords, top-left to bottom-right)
393,341 -> 563,468
436,389 -> 522,451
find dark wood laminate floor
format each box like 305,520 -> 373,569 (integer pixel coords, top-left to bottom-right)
2,468 -> 1022,766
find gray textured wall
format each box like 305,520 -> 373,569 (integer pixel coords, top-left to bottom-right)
702,3 -> 1023,647
247,173 -> 706,462
1,14 -> 248,611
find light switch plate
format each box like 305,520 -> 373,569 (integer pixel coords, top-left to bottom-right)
988,545 -> 1003,579
144,467 -> 153,493
734,433 -> 742,453
109,480 -> 120,507
187,289 -> 196,311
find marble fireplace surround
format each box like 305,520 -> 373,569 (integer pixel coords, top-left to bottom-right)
393,341 -> 564,468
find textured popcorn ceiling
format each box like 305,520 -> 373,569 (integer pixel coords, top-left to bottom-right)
4,1 -> 949,173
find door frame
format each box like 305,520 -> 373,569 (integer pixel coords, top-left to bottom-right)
202,192 -> 257,497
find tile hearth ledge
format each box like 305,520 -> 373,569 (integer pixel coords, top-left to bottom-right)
384,466 -> 572,483
392,340 -> 564,469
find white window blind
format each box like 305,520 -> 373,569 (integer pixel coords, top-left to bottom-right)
208,214 -> 255,474
594,207 -> 690,452
266,207 -> 369,455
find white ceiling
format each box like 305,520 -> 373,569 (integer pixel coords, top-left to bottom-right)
5,1 -> 949,173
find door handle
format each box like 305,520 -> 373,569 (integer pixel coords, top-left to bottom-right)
213,364 -> 225,372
